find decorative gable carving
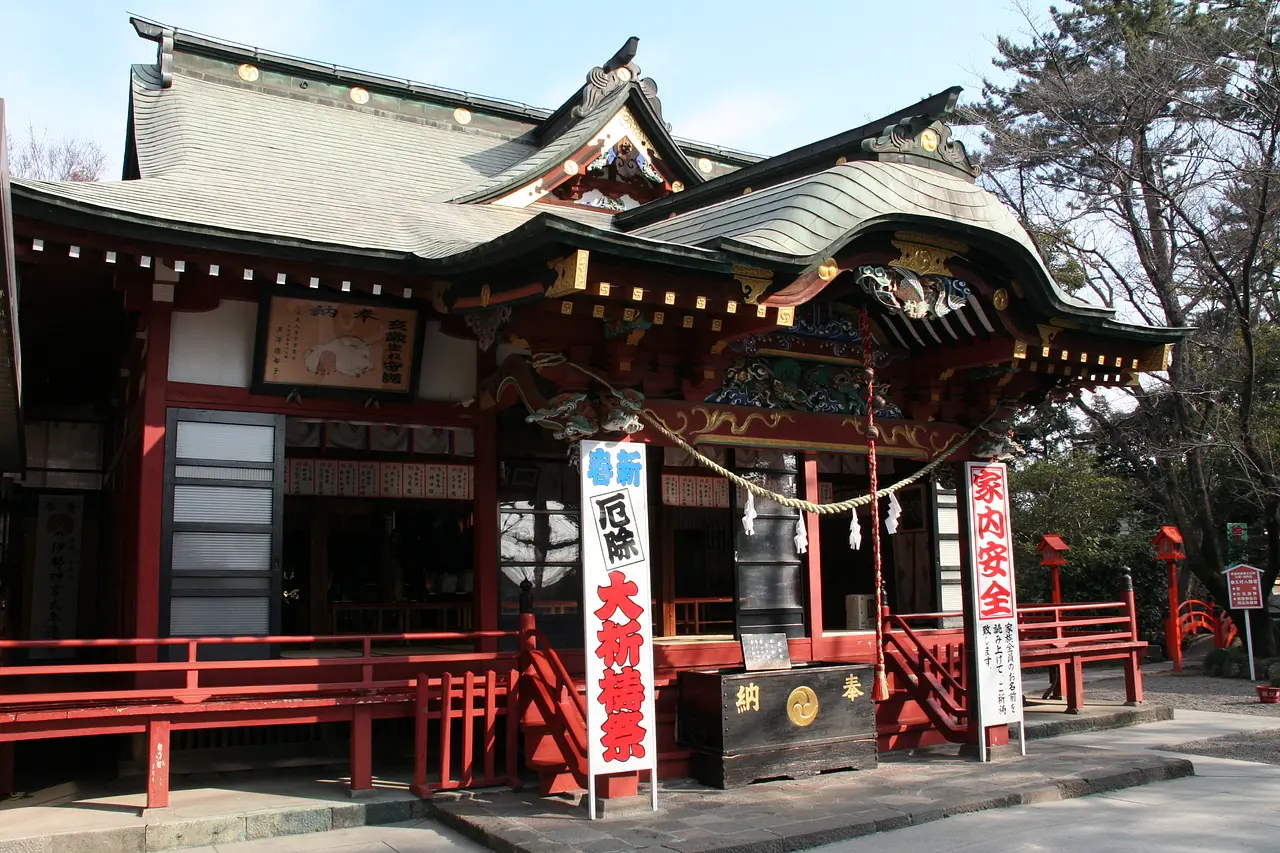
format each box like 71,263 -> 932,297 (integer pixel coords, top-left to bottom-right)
574,37 -> 664,122
861,117 -> 979,178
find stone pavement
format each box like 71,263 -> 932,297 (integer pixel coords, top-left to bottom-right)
0,769 -> 428,853
429,742 -> 1191,853
0,703 -> 1187,853
813,710 -> 1280,853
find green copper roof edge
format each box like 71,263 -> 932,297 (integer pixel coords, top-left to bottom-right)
614,86 -> 966,231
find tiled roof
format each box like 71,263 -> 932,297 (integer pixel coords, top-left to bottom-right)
15,65 -> 593,257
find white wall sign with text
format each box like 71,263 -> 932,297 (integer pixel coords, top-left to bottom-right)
579,440 -> 658,816
963,461 -> 1025,758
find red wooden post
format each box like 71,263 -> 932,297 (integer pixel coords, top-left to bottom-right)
474,411 -> 499,653
803,453 -> 824,660
137,301 -> 172,660
146,719 -> 171,810
0,741 -> 13,799
1121,570 -> 1144,705
439,671 -> 454,789
350,706 -> 373,792
1151,526 -> 1186,672
413,676 -> 430,798
1036,535 -> 1070,700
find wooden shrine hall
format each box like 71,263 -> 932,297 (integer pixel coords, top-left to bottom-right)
0,16 -> 1180,804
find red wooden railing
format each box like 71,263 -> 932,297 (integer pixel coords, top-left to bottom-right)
0,631 -> 514,708
412,668 -> 522,797
0,630 -> 521,807
883,611 -> 969,742
517,625 -> 588,793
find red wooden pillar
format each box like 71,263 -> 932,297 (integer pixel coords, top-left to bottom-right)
350,706 -> 373,792
473,411 -> 499,652
146,719 -> 171,809
803,453 -> 824,661
0,741 -> 13,798
1151,527 -> 1185,673
1164,560 -> 1182,672
136,301 -> 172,656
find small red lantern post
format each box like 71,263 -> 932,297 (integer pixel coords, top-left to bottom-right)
1036,534 -> 1071,604
1036,534 -> 1071,699
1152,526 -> 1187,672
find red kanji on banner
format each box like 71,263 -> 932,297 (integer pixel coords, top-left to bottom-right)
596,619 -> 643,668
600,711 -> 647,762
979,580 -> 1013,618
598,666 -> 646,715
971,468 -> 1005,504
594,570 -> 644,623
976,506 -> 1006,538
977,541 -> 1010,578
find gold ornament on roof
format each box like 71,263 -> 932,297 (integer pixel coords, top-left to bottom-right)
992,288 -> 1010,311
545,250 -> 590,298
237,64 -> 259,82
349,87 -> 370,104
733,265 -> 773,304
890,239 -> 957,277
817,258 -> 840,282
453,107 -> 472,125
920,128 -> 940,152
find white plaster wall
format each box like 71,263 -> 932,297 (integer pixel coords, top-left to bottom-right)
168,299 -> 257,387
417,321 -> 476,401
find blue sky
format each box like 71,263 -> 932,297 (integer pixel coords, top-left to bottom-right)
1,0 -> 1054,175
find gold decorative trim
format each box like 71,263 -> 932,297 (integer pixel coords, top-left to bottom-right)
776,306 -> 795,327
816,258 -> 840,282
479,284 -> 491,308
545,250 -> 590,298
1137,344 -> 1173,372
890,240 -> 956,277
992,288 -> 1010,311
1013,341 -> 1028,359
733,265 -> 773,304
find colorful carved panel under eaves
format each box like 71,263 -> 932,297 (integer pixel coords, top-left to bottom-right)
733,303 -> 894,366
554,137 -> 670,211
858,264 -> 970,320
706,357 -> 903,419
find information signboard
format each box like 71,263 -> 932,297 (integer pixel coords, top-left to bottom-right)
963,461 -> 1025,759
579,440 -> 658,816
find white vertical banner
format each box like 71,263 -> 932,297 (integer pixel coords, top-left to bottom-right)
963,462 -> 1025,756
29,494 -> 84,659
580,440 -> 658,816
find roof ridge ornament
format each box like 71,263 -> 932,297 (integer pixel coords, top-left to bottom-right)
861,117 -> 978,178
157,25 -> 175,88
573,36 -> 663,121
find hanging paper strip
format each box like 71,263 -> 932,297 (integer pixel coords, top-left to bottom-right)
850,507 -> 862,550
315,459 -> 339,496
403,463 -> 426,498
885,491 -> 902,534
794,514 -> 808,554
338,460 -> 360,496
742,491 -> 757,535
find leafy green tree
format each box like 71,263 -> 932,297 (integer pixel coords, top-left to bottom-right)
967,0 -> 1280,649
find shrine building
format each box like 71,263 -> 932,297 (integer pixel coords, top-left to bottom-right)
0,17 -> 1179,802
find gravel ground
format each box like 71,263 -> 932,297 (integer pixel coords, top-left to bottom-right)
1084,667 -> 1280,717
1165,728 -> 1280,765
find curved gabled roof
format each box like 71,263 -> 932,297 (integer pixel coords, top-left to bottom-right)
442,83 -> 702,205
